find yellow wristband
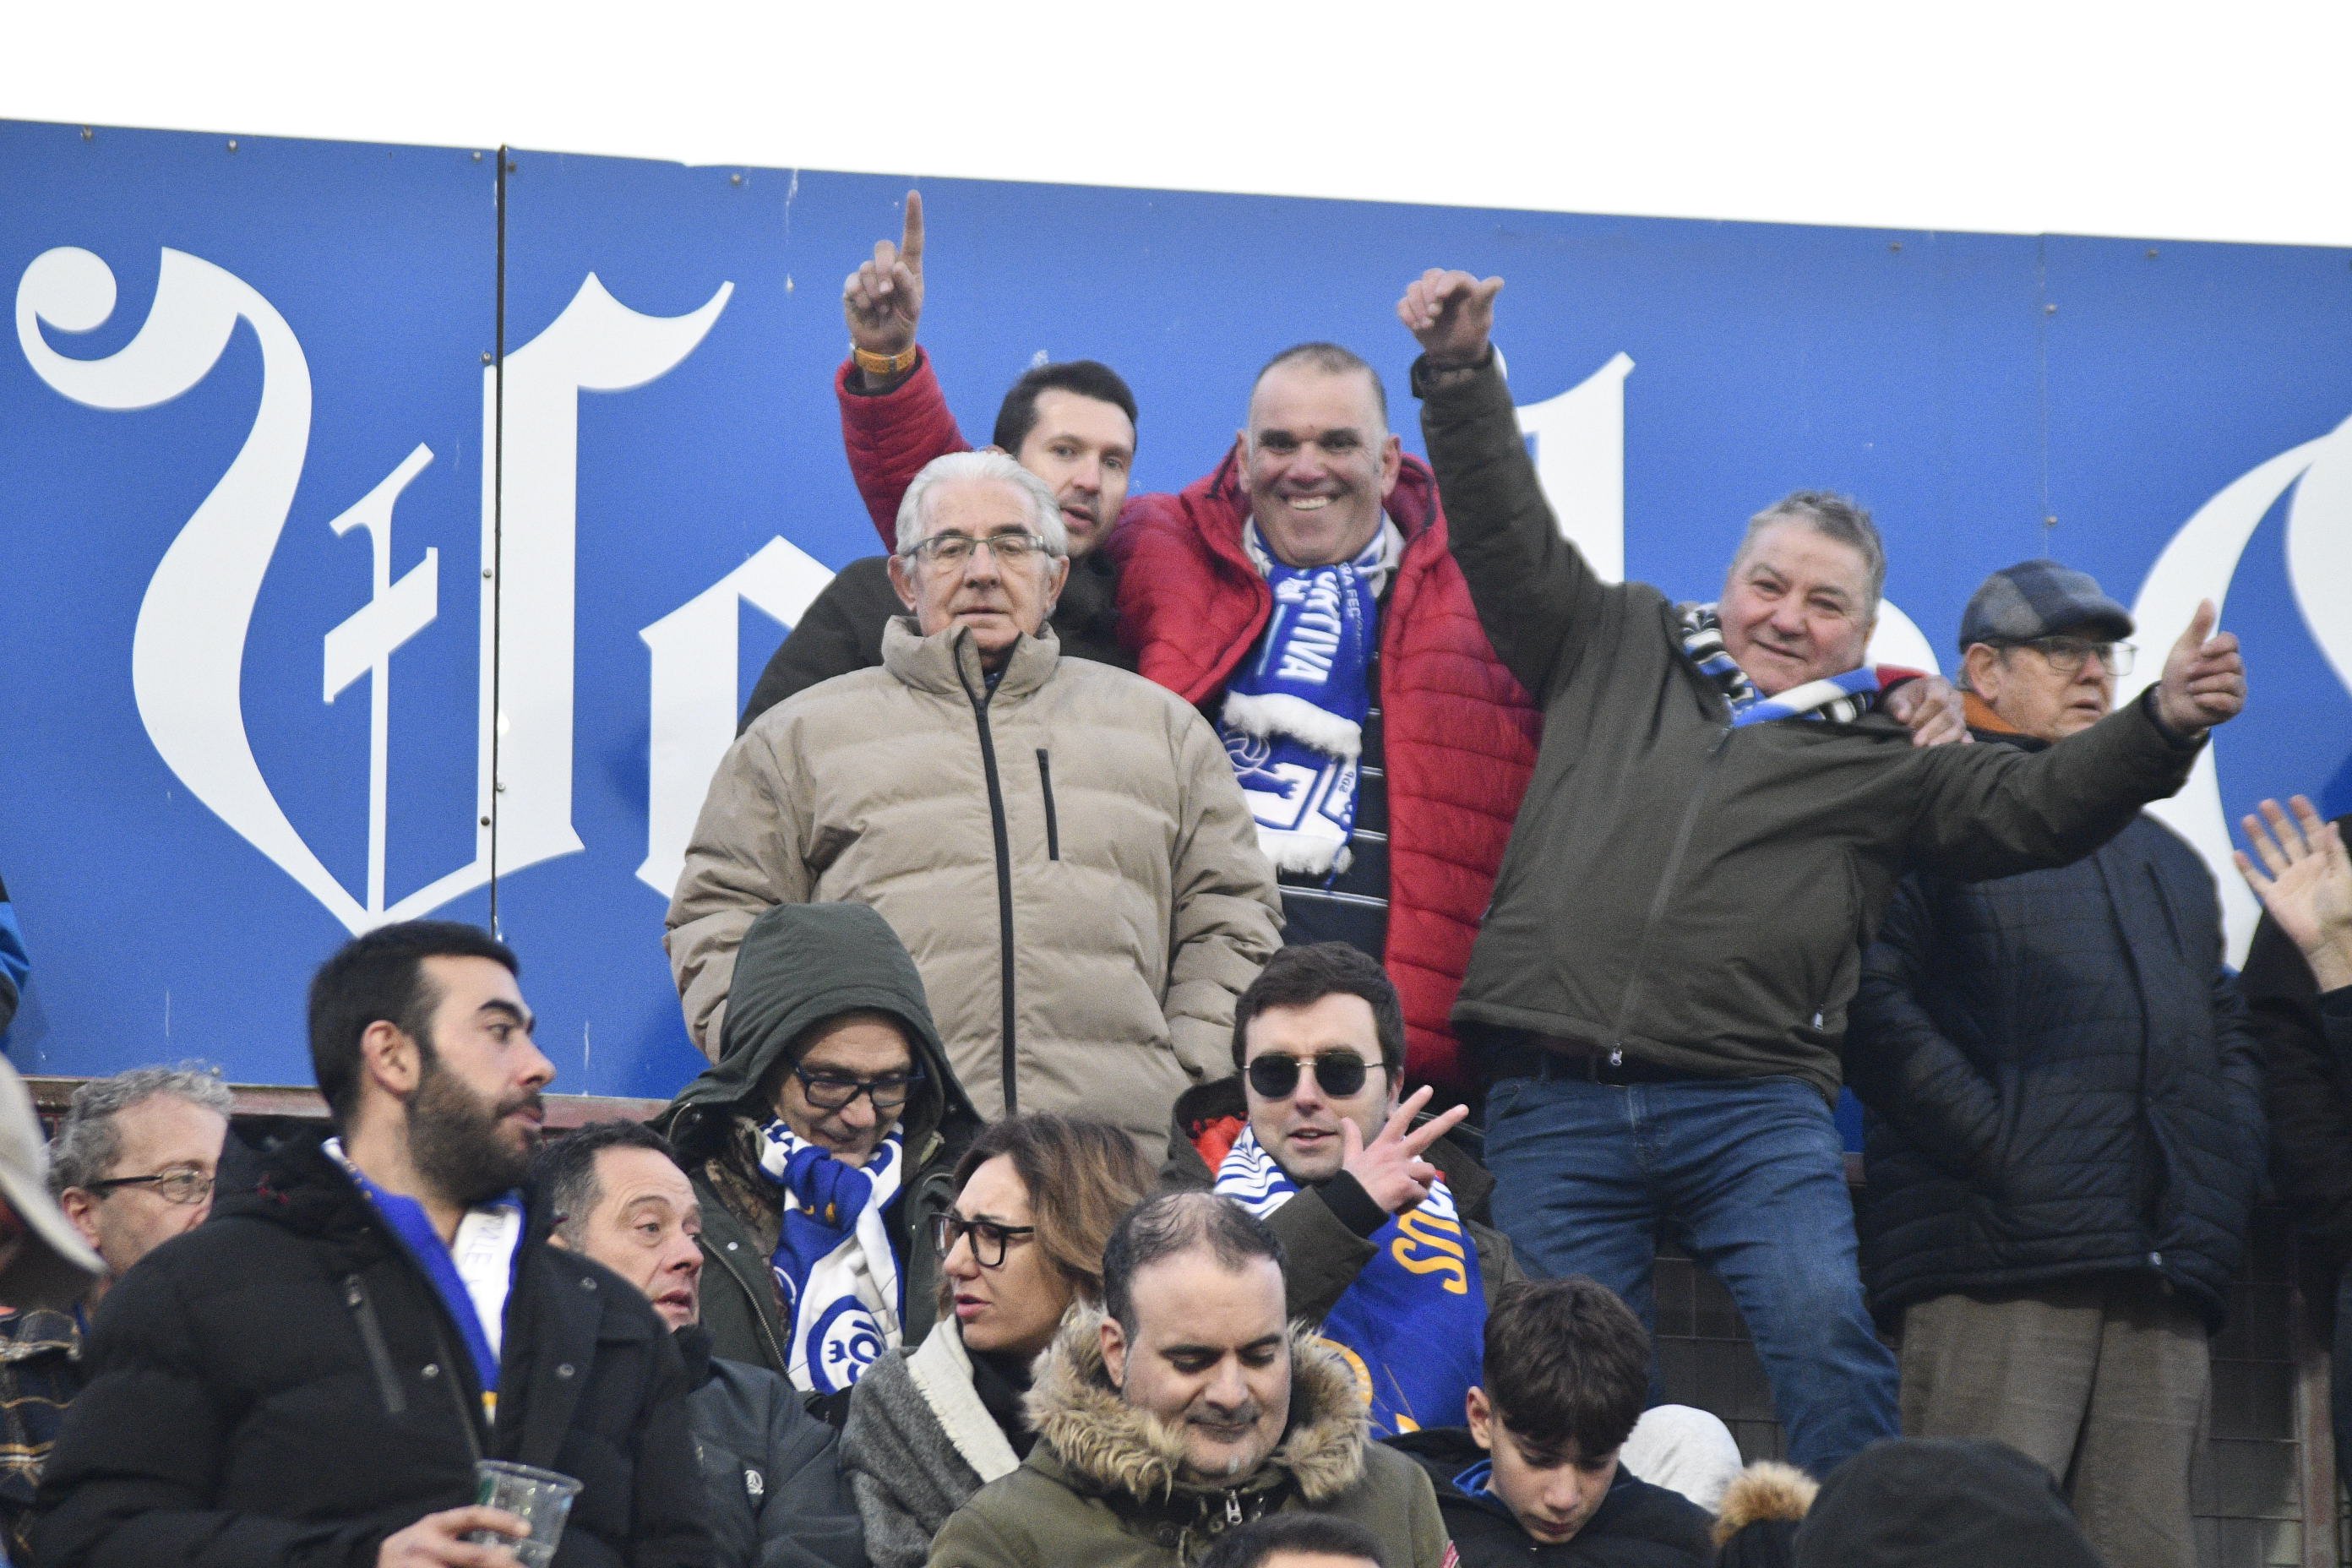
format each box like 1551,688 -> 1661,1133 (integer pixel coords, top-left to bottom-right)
852,345 -> 919,379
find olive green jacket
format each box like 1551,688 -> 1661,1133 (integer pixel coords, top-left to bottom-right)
927,1310 -> 1448,1568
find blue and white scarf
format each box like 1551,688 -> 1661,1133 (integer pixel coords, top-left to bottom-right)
757,1122 -> 905,1396
1218,520 -> 1401,875
1679,602 -> 1886,726
1215,1125 -> 1484,1437
325,1137 -> 524,1418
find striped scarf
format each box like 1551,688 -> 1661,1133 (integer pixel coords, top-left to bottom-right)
1679,602 -> 1885,726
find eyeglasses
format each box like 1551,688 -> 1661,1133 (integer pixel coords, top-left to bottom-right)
793,1066 -> 924,1113
900,531 -> 1056,567
1245,1051 -> 1378,1101
2000,637 -> 2136,677
84,1168 -> 215,1206
929,1212 -> 1037,1268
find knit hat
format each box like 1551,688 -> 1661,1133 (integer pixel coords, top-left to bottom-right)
1957,560 -> 2132,653
1794,1439 -> 2104,1567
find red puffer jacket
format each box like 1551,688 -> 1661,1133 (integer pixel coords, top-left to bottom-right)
836,354 -> 971,543
1112,452 -> 1540,1091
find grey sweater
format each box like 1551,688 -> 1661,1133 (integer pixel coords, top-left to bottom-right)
840,1323 -> 1023,1568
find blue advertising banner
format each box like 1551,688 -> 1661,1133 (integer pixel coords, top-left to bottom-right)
5,117 -> 2348,1099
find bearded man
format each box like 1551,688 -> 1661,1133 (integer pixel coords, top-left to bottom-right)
37,921 -> 708,1568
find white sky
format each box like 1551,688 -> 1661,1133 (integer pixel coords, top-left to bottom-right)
8,0 -> 2350,248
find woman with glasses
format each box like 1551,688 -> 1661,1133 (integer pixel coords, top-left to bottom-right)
840,1113 -> 1151,1568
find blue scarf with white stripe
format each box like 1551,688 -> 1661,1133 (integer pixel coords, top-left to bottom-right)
1679,602 -> 1886,725
1215,1125 -> 1484,1436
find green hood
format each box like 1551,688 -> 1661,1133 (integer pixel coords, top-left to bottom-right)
657,901 -> 974,1163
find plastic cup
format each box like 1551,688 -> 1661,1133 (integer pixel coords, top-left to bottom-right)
466,1460 -> 581,1567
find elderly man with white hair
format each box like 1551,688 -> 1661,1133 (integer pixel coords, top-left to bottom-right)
670,450 -> 1283,1162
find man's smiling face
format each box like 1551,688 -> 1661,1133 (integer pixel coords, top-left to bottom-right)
1236,362 -> 1401,568
1718,519 -> 1876,696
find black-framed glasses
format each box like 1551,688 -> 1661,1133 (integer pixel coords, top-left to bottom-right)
929,1211 -> 1037,1268
1245,1051 -> 1376,1101
793,1065 -> 924,1113
84,1168 -> 215,1206
1996,636 -> 2136,677
899,531 -> 1056,567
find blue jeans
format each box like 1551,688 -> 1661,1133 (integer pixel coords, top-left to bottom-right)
1484,1070 -> 1899,1476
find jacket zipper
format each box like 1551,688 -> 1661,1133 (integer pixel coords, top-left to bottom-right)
1036,749 -> 1060,861
342,1275 -> 407,1417
1608,721 -> 1734,1059
969,684 -> 1020,1112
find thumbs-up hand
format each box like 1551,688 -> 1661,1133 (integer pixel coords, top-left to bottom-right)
2152,599 -> 2246,738
843,190 -> 926,369
1396,269 -> 1504,369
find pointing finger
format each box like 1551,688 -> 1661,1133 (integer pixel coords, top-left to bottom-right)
2175,599 -> 2217,656
901,190 -> 925,268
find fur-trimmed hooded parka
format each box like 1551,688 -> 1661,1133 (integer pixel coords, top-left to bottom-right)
922,1309 -> 1449,1568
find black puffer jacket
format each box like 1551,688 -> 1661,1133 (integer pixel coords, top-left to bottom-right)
1847,738 -> 2266,1327
2241,814 -> 2352,1263
35,1130 -> 707,1568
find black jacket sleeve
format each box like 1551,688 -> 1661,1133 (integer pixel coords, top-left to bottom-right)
738,558 -> 906,733
1844,876 -> 2005,1184
627,1330 -> 716,1568
35,1260 -> 389,1568
755,1386 -> 866,1568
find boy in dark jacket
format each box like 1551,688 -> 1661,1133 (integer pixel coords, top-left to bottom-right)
1390,1277 -> 1712,1566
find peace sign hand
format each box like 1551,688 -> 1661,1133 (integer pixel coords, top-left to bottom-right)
2236,795 -> 2352,992
843,190 -> 926,366
1340,1085 -> 1471,1215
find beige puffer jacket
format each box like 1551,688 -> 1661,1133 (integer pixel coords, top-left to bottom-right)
667,618 -> 1282,1161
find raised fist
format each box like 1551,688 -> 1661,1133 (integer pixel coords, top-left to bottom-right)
1396,268 -> 1503,369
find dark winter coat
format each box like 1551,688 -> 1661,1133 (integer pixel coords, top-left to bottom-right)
927,1309 -> 1448,1568
1845,727 -> 2266,1328
1111,450 -> 1541,1093
1414,353 -> 2204,1099
2242,814 -> 2352,1262
679,1326 -> 867,1568
1159,1077 -> 1522,1324
655,902 -> 981,1397
33,1130 -> 708,1568
1387,1426 -> 1712,1566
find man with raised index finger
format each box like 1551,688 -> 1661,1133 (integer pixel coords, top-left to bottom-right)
1396,267 -> 2246,1478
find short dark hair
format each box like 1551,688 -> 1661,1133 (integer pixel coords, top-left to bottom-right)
1482,1277 -> 1650,1457
1251,341 -> 1388,427
1196,1513 -> 1382,1568
991,360 -> 1138,456
1231,943 -> 1404,1075
532,1120 -> 678,1247
1101,1191 -> 1284,1338
308,921 -> 519,1124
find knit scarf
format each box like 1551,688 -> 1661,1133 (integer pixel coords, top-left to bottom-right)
1217,520 -> 1399,876
1679,602 -> 1886,725
1215,1125 -> 1484,1437
756,1122 -> 905,1396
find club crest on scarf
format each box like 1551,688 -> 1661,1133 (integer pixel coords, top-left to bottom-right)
1218,522 -> 1395,877
759,1121 -> 906,1395
1215,1125 -> 1484,1436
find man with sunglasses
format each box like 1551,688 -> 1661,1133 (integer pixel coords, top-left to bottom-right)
659,901 -> 981,1419
1843,560 -> 2263,1568
671,451 -> 1281,1164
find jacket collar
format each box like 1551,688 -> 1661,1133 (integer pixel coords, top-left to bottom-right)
1961,691 -> 2050,752
1022,1305 -> 1367,1508
880,615 -> 1061,703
